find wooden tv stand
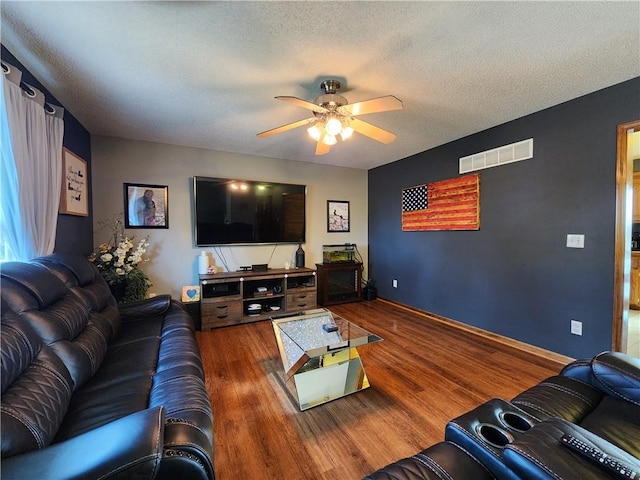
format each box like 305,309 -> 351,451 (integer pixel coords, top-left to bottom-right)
199,267 -> 316,330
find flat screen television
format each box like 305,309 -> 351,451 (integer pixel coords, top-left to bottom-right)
193,176 -> 306,246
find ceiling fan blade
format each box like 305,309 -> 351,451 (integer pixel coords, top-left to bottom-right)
315,133 -> 331,155
350,118 -> 397,144
256,117 -> 317,138
276,96 -> 328,113
315,141 -> 330,155
339,95 -> 403,116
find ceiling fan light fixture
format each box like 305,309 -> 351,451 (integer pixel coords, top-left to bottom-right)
340,125 -> 354,141
322,134 -> 337,146
307,124 -> 322,141
258,79 -> 403,155
325,116 -> 343,136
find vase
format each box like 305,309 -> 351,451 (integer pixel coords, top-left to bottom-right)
295,243 -> 305,268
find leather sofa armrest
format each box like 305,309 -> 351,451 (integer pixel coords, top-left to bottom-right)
561,352 -> 640,406
118,294 -> 172,322
559,358 -> 593,382
1,407 -> 165,480
503,417 -> 640,480
590,351 -> 640,406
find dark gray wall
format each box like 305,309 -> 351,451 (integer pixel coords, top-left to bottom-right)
2,45 -> 93,255
369,78 -> 640,359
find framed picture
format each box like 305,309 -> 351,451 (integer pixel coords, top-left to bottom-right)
123,183 -> 169,228
59,148 -> 89,216
327,200 -> 350,232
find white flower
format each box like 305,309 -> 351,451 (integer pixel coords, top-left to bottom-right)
115,268 -> 125,276
100,253 -> 113,262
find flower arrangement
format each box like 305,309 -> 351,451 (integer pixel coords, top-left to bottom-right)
89,213 -> 152,303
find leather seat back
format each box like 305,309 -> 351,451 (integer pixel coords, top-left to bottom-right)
33,253 -> 121,341
1,262 -> 108,390
1,300 -> 73,458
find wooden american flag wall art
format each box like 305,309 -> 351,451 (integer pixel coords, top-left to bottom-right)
401,173 -> 480,231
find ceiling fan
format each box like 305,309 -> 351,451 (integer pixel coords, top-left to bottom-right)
257,80 -> 403,155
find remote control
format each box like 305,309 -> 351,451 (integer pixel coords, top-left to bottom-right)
560,434 -> 638,479
322,323 -> 338,333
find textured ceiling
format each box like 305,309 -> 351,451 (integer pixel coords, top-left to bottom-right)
1,1 -> 639,170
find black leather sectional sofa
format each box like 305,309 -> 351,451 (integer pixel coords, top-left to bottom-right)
365,351 -> 640,479
1,254 -> 214,480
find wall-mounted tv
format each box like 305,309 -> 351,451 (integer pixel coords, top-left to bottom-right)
193,176 -> 306,246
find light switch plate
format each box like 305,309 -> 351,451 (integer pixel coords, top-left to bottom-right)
571,320 -> 583,336
567,234 -> 585,248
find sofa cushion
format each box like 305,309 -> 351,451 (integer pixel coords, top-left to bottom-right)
578,396 -> 640,457
1,301 -> 73,457
510,375 -> 604,423
52,318 -> 164,441
33,253 -> 121,341
1,262 -> 109,390
54,374 -> 154,442
52,307 -> 211,446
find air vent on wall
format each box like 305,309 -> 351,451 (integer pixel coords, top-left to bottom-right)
459,138 -> 533,174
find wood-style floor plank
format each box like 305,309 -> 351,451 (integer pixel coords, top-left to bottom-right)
197,299 -> 568,480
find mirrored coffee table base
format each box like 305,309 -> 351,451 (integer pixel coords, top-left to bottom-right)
271,308 -> 382,410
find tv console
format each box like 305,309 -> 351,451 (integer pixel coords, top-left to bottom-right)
199,267 -> 317,330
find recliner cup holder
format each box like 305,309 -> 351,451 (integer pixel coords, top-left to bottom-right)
500,411 -> 534,432
475,423 -> 514,449
445,399 -> 541,479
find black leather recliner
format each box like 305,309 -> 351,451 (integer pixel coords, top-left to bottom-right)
365,352 -> 640,479
1,253 -> 214,480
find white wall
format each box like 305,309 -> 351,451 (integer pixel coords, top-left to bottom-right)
91,136 -> 368,299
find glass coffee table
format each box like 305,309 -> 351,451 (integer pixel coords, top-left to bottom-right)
271,307 -> 382,410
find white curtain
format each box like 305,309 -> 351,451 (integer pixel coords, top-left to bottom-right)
1,60 -> 64,261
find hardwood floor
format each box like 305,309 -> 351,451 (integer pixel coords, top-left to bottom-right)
196,300 -> 569,480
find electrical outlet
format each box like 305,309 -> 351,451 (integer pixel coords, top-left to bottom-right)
570,320 -> 582,336
392,279 -> 398,288
567,234 -> 585,248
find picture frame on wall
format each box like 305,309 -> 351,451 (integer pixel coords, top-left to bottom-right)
123,183 -> 169,229
59,148 -> 89,216
327,200 -> 350,232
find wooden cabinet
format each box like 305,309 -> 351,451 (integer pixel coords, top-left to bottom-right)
199,268 -> 316,330
316,262 -> 363,306
201,296 -> 243,329
285,279 -> 316,311
631,253 -> 640,310
634,173 -> 640,223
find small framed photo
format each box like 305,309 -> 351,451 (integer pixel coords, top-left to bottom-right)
181,285 -> 201,303
327,200 -> 350,232
124,183 -> 169,228
60,148 -> 89,216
